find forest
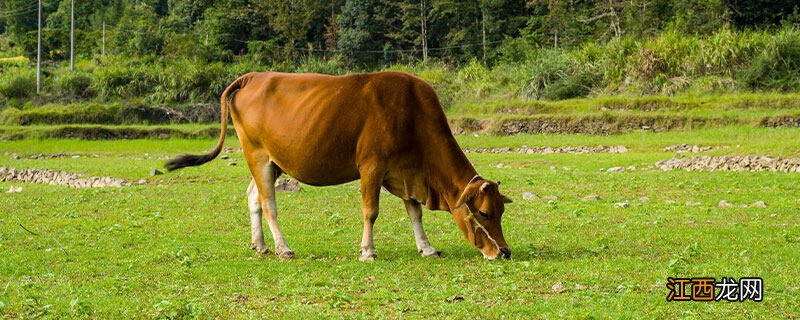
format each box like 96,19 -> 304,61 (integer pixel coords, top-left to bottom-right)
0,0 -> 799,111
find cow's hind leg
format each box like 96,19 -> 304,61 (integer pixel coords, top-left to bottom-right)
247,179 -> 269,254
253,161 -> 295,260
404,200 -> 440,258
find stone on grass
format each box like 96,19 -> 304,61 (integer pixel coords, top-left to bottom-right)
228,162 -> 237,166
718,200 -> 732,207
751,201 -> 767,208
551,282 -> 566,293
150,169 -> 163,176
220,154 -> 230,159
581,195 -> 601,201
614,202 -> 629,208
275,178 -> 301,192
522,192 -> 537,200
607,166 -> 626,173
639,196 -> 650,202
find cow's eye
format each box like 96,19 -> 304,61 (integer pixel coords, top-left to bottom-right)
478,210 -> 489,219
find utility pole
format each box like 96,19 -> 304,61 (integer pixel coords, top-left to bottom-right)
102,22 -> 106,56
36,0 -> 42,95
481,8 -> 487,61
70,0 -> 75,71
420,0 -> 428,62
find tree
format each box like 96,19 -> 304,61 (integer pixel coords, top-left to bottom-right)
256,0 -> 323,59
726,0 -> 800,28
111,2 -> 164,56
337,0 -> 394,65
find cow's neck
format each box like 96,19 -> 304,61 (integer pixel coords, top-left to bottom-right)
426,137 -> 477,211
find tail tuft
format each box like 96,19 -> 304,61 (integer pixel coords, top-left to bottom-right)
165,153 -> 217,171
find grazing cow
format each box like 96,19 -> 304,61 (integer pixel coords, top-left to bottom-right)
166,71 -> 512,261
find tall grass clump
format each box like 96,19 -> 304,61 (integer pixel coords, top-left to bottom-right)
53,71 -> 96,100
0,67 -> 36,104
740,28 -> 800,91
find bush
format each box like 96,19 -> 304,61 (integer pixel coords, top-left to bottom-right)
53,71 -> 95,100
0,67 -> 36,100
740,28 -> 800,91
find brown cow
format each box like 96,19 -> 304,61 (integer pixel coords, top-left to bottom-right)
166,71 -> 512,261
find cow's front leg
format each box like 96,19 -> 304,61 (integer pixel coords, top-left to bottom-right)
404,200 -> 440,257
359,170 -> 382,261
247,179 -> 269,254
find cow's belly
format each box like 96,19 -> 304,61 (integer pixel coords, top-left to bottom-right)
272,154 -> 360,186
258,129 -> 361,186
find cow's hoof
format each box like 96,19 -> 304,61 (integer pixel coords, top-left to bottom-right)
251,243 -> 270,255
359,251 -> 377,261
277,250 -> 295,260
420,249 -> 441,258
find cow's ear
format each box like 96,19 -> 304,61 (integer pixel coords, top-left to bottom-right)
502,195 -> 513,204
456,183 -> 479,209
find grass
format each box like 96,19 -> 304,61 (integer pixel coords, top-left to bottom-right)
1,126 -> 799,318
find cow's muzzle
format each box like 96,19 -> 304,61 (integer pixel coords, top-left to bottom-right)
499,247 -> 511,259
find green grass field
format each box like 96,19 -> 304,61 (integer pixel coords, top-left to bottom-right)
1,127 -> 799,318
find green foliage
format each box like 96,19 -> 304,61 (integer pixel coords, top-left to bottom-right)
0,67 -> 36,101
53,71 -> 96,100
740,28 -> 800,91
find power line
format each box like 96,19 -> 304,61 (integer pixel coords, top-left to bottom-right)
0,2 -> 38,17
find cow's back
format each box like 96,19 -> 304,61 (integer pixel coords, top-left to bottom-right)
229,71 -> 448,187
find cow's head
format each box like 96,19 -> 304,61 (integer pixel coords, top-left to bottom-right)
453,176 -> 512,260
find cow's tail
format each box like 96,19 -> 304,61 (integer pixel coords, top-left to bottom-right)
165,74 -> 249,171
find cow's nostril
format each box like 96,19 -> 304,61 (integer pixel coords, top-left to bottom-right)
499,247 -> 511,259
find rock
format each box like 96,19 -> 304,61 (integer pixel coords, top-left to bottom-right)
665,200 -> 677,204
137,179 -> 148,185
220,154 -> 230,159
609,146 -> 628,153
639,196 -> 650,202
275,178 -> 301,192
581,195 -> 601,201
543,195 -> 559,200
718,200 -> 732,207
522,192 -> 537,200
150,169 -> 163,176
751,201 -> 767,208
228,162 -> 237,166
613,202 -> 629,208
447,295 -> 465,302
575,284 -> 588,290
626,165 -> 637,171
685,201 -> 702,207
607,166 -> 626,173
551,282 -> 566,293
6,186 -> 22,193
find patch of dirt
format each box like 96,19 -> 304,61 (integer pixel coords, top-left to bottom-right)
663,144 -> 724,153
5,152 -> 104,159
760,115 -> 800,128
0,167 -> 132,188
449,114 -> 800,135
0,126 -> 237,141
656,156 -> 800,173
463,145 -> 628,154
